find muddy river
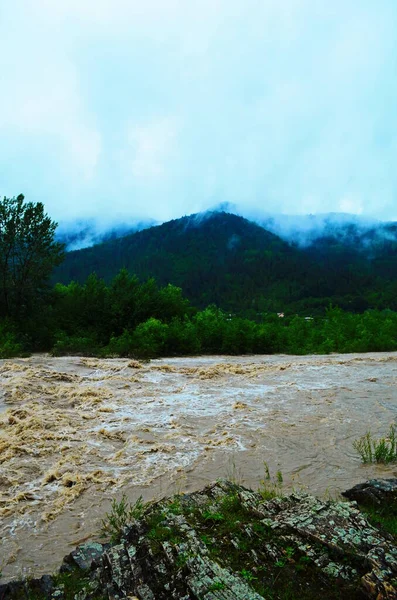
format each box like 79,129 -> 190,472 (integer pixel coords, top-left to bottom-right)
1,352 -> 397,581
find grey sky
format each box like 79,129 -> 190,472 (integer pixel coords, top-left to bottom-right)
1,1 -> 397,226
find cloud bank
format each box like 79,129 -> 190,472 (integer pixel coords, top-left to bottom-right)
1,1 -> 397,225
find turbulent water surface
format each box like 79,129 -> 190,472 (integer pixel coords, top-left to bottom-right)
1,352 -> 397,581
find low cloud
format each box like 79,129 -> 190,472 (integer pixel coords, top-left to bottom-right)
1,1 -> 397,224
125,118 -> 179,180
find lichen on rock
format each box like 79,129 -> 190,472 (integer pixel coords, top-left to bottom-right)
1,480 -> 397,599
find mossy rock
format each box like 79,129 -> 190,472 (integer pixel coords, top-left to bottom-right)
2,480 -> 397,599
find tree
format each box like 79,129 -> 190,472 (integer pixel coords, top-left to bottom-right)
108,269 -> 140,335
0,194 -> 64,319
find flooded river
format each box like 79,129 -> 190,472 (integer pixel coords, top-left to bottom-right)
1,352 -> 397,581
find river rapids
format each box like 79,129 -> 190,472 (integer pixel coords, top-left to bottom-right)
1,353 -> 397,581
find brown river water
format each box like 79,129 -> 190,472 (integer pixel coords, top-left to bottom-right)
1,352 -> 397,581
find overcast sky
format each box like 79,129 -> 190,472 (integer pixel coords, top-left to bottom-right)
1,1 -> 397,226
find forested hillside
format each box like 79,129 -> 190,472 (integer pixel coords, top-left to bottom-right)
54,211 -> 397,315
2,197 -> 397,359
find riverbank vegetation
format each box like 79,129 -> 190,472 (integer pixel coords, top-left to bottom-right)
353,425 -> 397,464
2,195 -> 397,359
3,269 -> 397,359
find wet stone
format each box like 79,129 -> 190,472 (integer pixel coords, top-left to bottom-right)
63,542 -> 107,571
343,479 -> 397,508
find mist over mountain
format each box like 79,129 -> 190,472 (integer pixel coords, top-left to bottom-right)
54,211 -> 397,315
56,218 -> 157,251
56,205 -> 397,253
206,202 -> 397,249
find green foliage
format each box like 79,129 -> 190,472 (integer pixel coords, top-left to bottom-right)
294,555 -> 313,573
9,276 -> 397,360
52,275 -> 110,345
359,504 -> 397,540
193,306 -> 226,353
240,568 -> 257,582
353,432 -> 373,464
167,498 -> 182,515
200,533 -> 213,546
49,271 -> 195,358
107,269 -> 140,335
3,196 -> 397,360
258,464 -> 284,501
353,425 -> 397,464
131,318 -> 169,358
52,570 -> 93,600
0,194 -> 64,320
157,283 -> 192,321
0,320 -> 25,358
165,317 -> 200,355
101,494 -> 145,543
208,580 -> 226,591
202,509 -> 225,522
51,333 -> 101,357
104,329 -> 135,357
4,201 -> 397,362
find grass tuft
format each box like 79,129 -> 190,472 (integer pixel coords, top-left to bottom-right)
101,494 -> 145,543
353,424 -> 397,464
258,463 -> 284,501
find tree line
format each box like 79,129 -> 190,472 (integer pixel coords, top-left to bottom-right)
1,195 -> 397,359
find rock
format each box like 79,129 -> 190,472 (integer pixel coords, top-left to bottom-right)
2,480 -> 397,599
342,479 -> 397,508
0,575 -> 56,600
62,542 -> 107,571
0,582 -> 24,600
93,480 -> 397,599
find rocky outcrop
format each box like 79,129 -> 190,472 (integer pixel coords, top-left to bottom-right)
343,478 -> 397,508
1,480 -> 397,599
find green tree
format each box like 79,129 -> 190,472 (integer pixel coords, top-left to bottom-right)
131,317 -> 169,357
157,283 -> 191,321
108,269 -> 140,335
0,194 -> 64,319
193,306 -> 226,352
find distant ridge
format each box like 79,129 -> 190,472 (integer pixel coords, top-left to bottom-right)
54,210 -> 397,314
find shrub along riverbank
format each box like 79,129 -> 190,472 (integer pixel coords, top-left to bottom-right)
2,269 -> 397,359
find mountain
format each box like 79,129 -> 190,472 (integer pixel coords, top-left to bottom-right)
200,203 -> 391,248
53,211 -> 397,314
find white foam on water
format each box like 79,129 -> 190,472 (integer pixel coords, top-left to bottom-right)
1,352 -> 397,581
